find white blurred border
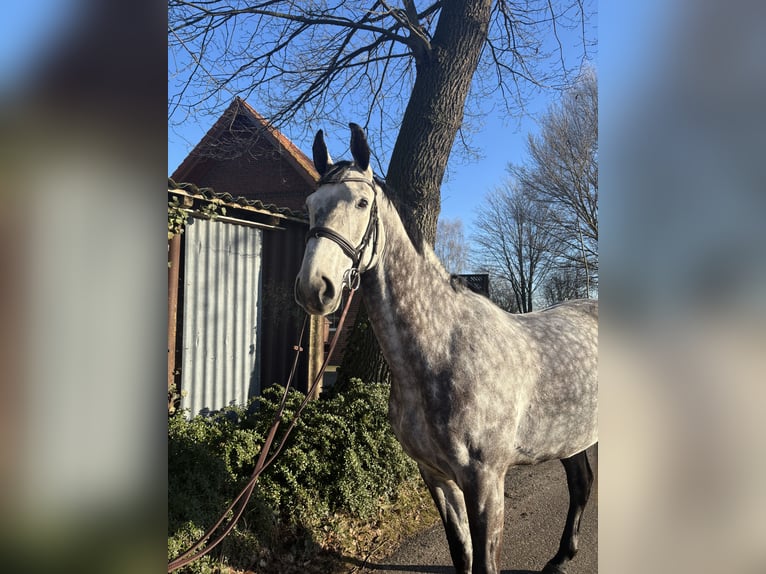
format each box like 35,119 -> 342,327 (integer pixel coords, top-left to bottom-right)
0,1 -> 166,571
601,1 -> 766,573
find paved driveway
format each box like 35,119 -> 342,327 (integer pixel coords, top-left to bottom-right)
359,445 -> 598,574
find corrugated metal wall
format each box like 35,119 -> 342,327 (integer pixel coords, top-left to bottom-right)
260,219 -> 312,393
180,217 -> 263,416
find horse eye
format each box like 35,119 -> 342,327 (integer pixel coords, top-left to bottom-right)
357,198 -> 369,209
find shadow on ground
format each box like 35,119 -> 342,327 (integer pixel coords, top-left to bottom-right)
345,556 -> 539,573
362,567 -> 538,574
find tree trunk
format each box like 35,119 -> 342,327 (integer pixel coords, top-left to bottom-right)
388,0 -> 493,245
338,0 -> 493,385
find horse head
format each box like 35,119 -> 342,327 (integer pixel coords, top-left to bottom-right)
295,123 -> 384,315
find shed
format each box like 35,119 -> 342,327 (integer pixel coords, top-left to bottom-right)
168,99 -> 338,416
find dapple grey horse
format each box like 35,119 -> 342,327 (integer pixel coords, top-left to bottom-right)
295,124 -> 597,574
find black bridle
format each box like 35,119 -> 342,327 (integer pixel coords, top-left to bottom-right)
305,174 -> 380,290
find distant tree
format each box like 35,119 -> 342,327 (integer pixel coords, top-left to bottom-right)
541,266 -> 588,307
472,183 -> 557,313
511,67 -> 598,292
486,272 -> 521,313
434,217 -> 468,275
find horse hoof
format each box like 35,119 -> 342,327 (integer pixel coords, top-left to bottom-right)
541,563 -> 567,574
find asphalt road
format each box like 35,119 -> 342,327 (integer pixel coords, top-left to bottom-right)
358,445 -> 598,574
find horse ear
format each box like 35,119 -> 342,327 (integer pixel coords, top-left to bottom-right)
312,129 -> 333,176
349,123 -> 370,171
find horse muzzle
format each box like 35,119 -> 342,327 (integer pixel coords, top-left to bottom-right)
294,272 -> 342,316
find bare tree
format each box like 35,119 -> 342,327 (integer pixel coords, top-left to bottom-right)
473,184 -> 557,312
485,269 -> 521,313
169,0 -> 594,382
541,266 -> 588,306
435,217 -> 468,274
512,66 -> 598,291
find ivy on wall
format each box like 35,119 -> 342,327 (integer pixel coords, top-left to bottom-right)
168,196 -> 227,240
168,195 -> 227,267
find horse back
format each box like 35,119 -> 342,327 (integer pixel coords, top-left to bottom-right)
509,299 -> 598,462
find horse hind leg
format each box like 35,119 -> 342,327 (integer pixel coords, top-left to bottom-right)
420,467 -> 473,574
542,448 -> 594,574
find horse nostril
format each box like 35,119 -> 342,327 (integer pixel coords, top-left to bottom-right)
319,276 -> 335,305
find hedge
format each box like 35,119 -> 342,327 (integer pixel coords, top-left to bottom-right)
168,379 -> 421,573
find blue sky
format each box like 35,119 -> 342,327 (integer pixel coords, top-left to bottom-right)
437,107 -> 548,231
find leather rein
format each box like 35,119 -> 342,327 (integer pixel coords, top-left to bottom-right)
169,289 -> 359,573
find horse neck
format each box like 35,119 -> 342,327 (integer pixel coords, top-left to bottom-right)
361,195 -> 456,362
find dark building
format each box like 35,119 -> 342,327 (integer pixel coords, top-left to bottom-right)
169,98 -> 355,415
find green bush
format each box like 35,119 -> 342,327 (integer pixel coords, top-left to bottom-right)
168,379 -> 419,572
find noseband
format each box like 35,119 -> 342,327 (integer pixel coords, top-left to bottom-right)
306,174 -> 380,291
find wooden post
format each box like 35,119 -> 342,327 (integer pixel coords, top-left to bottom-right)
167,233 -> 182,410
307,315 -> 325,399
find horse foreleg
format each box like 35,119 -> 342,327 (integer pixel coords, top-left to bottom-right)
420,467 -> 473,574
543,448 -> 594,574
462,470 -> 506,574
